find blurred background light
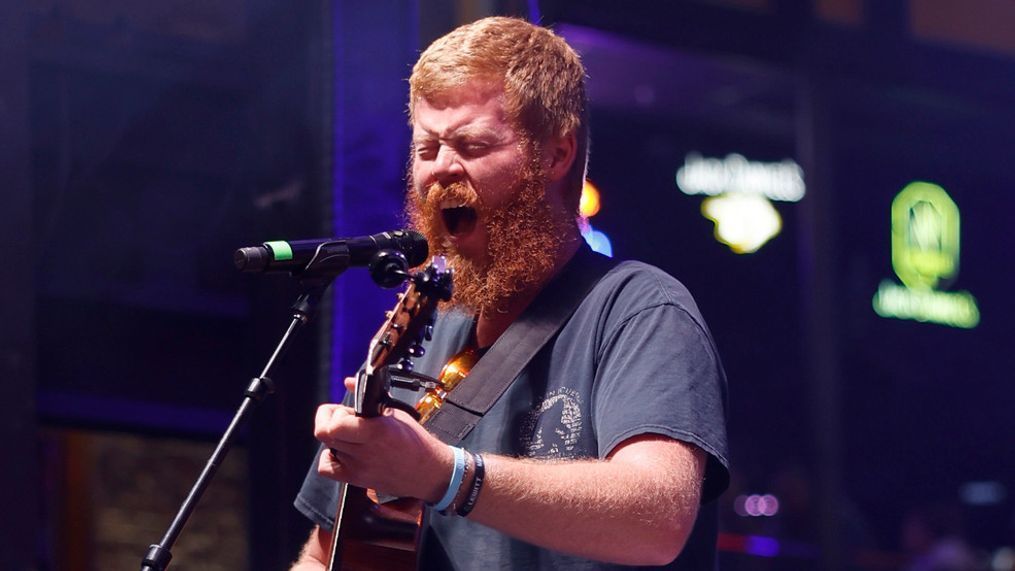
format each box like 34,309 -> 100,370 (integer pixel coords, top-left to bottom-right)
702,193 -> 782,254
579,219 -> 613,257
890,182 -> 960,291
579,179 -> 602,218
873,181 -> 980,328
959,481 -> 1007,506
745,535 -> 780,557
734,493 -> 781,517
992,548 -> 1015,571
676,152 -> 805,202
579,179 -> 612,257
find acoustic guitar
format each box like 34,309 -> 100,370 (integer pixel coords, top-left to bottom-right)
325,257 -> 453,570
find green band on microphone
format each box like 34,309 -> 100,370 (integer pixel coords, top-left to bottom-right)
264,240 -> 294,261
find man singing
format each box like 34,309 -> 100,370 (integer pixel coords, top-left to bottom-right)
291,16 -> 729,570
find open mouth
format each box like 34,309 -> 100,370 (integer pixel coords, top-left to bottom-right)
441,205 -> 477,237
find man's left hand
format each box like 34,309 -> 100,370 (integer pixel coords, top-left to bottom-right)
314,378 -> 452,502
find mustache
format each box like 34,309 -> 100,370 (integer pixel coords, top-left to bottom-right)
422,181 -> 479,211
407,180 -> 479,257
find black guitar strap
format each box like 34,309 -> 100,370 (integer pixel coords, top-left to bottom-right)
424,246 -> 617,446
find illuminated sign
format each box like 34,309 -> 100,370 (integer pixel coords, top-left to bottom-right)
872,181 -> 979,328
701,193 -> 781,254
676,152 -> 803,254
677,153 -> 805,202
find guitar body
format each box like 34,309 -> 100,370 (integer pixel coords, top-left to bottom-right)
327,485 -> 422,570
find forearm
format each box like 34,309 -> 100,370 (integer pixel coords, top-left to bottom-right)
313,403 -> 706,565
289,526 -> 331,571
466,437 -> 704,566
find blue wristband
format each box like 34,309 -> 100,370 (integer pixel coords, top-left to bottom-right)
432,446 -> 466,512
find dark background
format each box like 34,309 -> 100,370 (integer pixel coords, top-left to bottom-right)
2,0 -> 1012,569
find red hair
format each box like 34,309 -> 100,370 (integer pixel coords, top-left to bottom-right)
409,17 -> 589,211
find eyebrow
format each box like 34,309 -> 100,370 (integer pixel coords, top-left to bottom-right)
412,125 -> 505,145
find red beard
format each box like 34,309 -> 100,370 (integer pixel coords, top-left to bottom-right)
405,167 -> 572,313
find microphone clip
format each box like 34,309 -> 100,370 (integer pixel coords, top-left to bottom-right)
367,249 -> 410,288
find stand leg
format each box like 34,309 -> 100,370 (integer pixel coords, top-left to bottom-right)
138,279 -> 331,570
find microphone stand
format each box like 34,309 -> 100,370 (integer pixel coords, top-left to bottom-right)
139,273 -> 333,571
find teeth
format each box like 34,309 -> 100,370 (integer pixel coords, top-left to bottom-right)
440,199 -> 469,210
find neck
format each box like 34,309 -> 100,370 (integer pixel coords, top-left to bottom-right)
474,234 -> 582,348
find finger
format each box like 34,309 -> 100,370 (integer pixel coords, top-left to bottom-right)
314,404 -> 374,445
314,404 -> 355,441
314,403 -> 346,425
344,376 -> 356,391
313,404 -> 346,436
325,438 -> 367,459
318,447 -> 348,481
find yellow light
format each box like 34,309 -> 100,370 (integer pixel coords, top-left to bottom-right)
580,180 -> 601,218
701,193 -> 782,254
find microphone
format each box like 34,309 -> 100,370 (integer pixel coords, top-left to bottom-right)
234,229 -> 428,276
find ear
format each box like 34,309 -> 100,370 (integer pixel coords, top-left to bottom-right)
542,131 -> 578,183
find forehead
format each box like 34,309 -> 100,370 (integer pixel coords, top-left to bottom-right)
412,83 -> 513,138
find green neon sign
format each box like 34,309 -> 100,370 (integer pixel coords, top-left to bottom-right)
873,182 -> 979,329
891,182 -> 960,290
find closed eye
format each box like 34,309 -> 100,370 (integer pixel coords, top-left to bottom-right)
458,142 -> 490,158
414,143 -> 438,161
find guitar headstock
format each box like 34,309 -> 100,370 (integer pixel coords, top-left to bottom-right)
354,257 -> 452,417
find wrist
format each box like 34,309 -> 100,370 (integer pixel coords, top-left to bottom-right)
455,452 -> 485,517
430,446 -> 467,512
423,443 -> 456,503
448,453 -> 476,512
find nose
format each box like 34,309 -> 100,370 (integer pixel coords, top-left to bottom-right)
432,145 -> 465,186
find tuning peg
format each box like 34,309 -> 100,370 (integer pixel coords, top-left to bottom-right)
424,324 -> 434,341
397,358 -> 414,372
408,344 -> 425,358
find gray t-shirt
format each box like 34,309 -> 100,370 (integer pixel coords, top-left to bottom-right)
295,249 -> 730,569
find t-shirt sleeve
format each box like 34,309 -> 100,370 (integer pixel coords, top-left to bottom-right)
294,445 -> 341,531
592,301 -> 730,503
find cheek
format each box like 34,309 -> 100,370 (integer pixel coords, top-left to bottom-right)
475,169 -> 523,210
410,162 -> 426,191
